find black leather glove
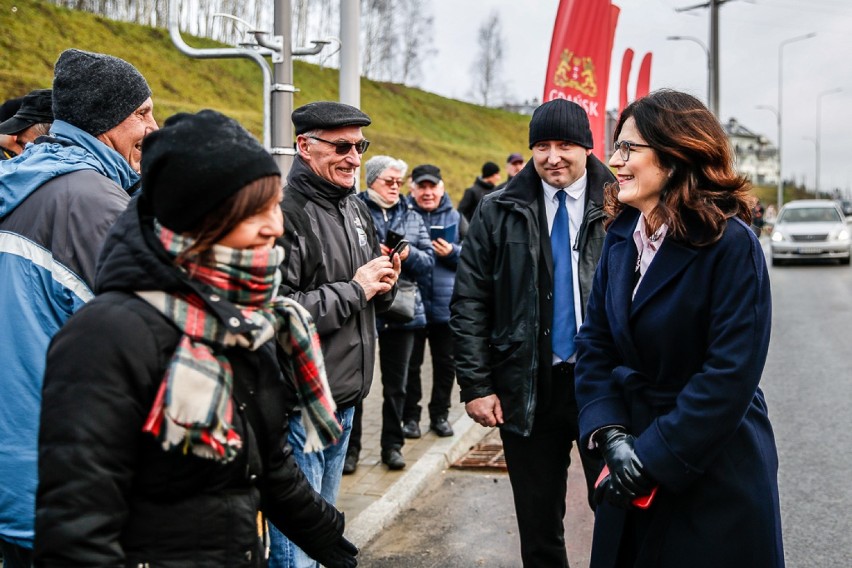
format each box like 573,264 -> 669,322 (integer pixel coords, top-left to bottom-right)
594,426 -> 655,508
309,533 -> 358,568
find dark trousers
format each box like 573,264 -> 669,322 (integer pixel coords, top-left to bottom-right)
0,538 -> 33,568
500,363 -> 600,568
378,328 -> 416,451
403,322 -> 456,423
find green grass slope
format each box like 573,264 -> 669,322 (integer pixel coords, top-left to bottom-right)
0,0 -> 530,199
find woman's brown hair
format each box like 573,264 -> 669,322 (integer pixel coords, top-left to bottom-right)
178,174 -> 282,264
605,89 -> 752,245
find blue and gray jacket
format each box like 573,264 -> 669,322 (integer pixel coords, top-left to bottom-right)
0,120 -> 136,547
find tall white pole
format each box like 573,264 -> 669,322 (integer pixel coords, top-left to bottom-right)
777,32 -> 816,208
339,0 -> 361,108
816,88 -> 842,196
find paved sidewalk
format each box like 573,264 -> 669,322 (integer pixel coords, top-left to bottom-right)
338,351 -> 488,548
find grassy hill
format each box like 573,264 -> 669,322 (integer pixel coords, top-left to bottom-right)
0,0 -> 530,200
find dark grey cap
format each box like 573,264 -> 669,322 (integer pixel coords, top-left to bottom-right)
52,49 -> 152,136
292,101 -> 371,135
412,164 -> 441,184
0,89 -> 53,135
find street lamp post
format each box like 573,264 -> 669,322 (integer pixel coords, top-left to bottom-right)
756,104 -> 780,191
777,32 -> 817,208
667,35 -> 711,110
803,136 -> 817,195
816,87 -> 842,196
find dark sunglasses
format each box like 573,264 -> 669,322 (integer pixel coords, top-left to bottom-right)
307,135 -> 370,155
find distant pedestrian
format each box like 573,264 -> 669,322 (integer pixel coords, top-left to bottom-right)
496,152 -> 525,190
0,88 -> 54,155
403,164 -> 467,439
0,48 -> 157,568
576,89 -> 783,567
353,155 -> 434,471
458,160 -> 501,222
34,109 -> 357,568
451,99 -> 614,567
270,101 -> 400,568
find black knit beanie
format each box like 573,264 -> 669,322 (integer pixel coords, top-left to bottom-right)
52,49 -> 152,136
141,110 -> 280,233
528,99 -> 593,149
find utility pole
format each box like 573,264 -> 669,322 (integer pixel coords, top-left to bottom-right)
675,0 -> 732,117
272,0 -> 296,174
339,0 -> 361,108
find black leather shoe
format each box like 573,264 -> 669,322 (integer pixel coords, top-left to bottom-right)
342,449 -> 358,475
430,418 -> 454,437
402,420 -> 422,439
381,448 -> 406,470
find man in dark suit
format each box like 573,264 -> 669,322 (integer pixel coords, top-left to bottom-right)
450,99 -> 615,567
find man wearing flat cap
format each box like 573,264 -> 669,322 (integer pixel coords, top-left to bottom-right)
269,101 -> 399,568
0,49 -> 157,565
0,89 -> 54,157
451,98 -> 615,567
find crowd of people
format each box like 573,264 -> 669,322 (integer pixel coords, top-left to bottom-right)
0,47 -> 785,568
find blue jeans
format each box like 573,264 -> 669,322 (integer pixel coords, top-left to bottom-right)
268,406 -> 354,568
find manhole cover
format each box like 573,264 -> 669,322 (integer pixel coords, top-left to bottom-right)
452,442 -> 507,471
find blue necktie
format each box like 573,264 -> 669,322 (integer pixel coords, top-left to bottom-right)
551,191 -> 576,360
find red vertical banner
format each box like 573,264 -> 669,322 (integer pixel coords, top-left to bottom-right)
619,48 -> 634,115
635,52 -> 653,100
543,0 -> 620,160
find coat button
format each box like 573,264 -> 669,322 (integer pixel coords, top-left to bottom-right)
209,294 -> 220,302
229,317 -> 240,327
245,550 -> 252,561
543,328 -> 550,336
546,292 -> 553,300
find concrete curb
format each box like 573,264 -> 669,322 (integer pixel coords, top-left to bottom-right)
346,413 -> 487,548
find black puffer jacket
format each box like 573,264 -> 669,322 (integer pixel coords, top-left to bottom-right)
35,198 -> 346,567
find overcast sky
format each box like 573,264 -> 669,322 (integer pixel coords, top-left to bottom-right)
422,0 -> 852,194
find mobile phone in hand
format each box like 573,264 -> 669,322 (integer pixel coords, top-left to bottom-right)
595,465 -> 658,509
389,239 -> 409,260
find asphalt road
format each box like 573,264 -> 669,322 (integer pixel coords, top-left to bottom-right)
361,240 -> 852,567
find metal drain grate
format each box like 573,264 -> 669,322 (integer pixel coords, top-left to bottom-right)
452,442 -> 507,470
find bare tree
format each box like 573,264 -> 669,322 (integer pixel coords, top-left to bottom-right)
470,9 -> 505,107
361,0 -> 398,82
397,0 -> 435,86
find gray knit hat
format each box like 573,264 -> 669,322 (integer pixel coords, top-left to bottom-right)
52,49 -> 152,136
364,155 -> 408,187
528,99 -> 593,149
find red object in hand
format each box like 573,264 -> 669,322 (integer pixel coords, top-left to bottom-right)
595,465 -> 658,509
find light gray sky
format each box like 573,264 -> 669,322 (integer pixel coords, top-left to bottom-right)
423,0 -> 852,194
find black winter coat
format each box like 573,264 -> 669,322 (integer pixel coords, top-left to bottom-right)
278,156 -> 393,410
35,198 -> 345,568
450,156 -> 615,436
457,177 -> 496,222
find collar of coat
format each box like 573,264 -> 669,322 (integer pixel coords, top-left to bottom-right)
495,152 -> 612,210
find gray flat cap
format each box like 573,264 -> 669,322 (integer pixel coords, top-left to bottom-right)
292,101 -> 371,135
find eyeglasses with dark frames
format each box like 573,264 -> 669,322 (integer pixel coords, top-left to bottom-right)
307,135 -> 370,155
379,177 -> 405,187
613,140 -> 652,162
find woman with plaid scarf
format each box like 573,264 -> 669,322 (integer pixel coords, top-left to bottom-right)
34,111 -> 358,568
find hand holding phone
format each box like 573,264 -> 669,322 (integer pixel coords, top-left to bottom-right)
389,239 -> 409,260
595,465 -> 658,509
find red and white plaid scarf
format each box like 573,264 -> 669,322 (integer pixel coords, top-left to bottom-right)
139,224 -> 342,462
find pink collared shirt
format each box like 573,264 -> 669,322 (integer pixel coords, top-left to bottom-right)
632,215 -> 668,299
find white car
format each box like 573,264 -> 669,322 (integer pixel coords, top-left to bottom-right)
770,200 -> 851,266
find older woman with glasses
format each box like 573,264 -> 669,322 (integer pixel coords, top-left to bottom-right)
575,90 -> 783,567
344,156 -> 434,473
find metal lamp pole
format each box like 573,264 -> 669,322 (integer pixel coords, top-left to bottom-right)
816,87 -> 842,196
777,32 -> 817,208
667,35 -> 711,110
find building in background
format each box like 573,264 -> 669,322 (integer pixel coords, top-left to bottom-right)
723,117 -> 779,187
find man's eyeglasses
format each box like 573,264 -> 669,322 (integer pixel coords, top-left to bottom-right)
307,135 -> 370,155
380,177 -> 405,187
613,140 -> 652,162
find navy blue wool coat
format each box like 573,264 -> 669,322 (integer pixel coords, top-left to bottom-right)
575,206 -> 783,568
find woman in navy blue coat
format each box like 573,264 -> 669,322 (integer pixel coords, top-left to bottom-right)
575,90 -> 783,567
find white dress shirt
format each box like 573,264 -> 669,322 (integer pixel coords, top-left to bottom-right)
542,172 -> 587,363
631,214 -> 668,299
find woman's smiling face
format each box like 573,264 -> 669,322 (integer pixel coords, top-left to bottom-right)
609,116 -> 669,217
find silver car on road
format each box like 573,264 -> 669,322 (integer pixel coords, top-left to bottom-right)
770,199 -> 850,266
